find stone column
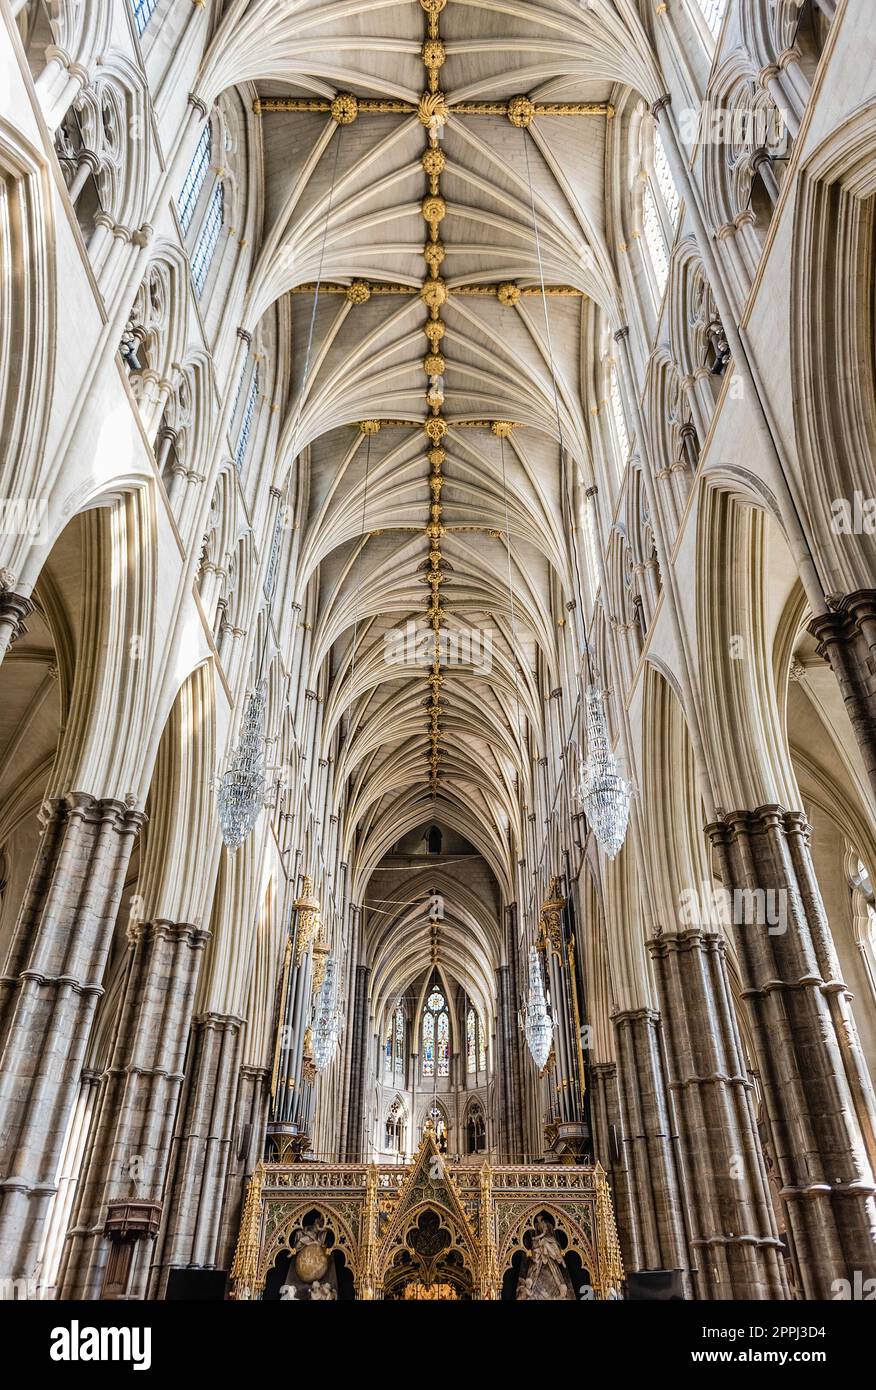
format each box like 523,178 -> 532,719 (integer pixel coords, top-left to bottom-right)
590,1061 -> 635,1275
57,918 -> 211,1299
612,1007 -> 691,1284
0,588 -> 34,666
215,1063 -> 270,1277
0,793 -> 143,1280
809,593 -> 876,805
149,1011 -> 244,1295
648,929 -> 788,1299
708,807 -> 876,1297
343,964 -> 370,1161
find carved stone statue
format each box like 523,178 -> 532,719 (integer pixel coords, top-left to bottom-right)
292,1214 -> 330,1283
309,1280 -> 337,1301
516,1215 -> 576,1301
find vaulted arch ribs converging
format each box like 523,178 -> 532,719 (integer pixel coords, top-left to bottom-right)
4,0 -> 874,1311
232,0 -> 642,896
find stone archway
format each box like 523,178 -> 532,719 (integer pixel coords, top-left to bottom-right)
382,1207 -> 476,1300
498,1204 -> 598,1302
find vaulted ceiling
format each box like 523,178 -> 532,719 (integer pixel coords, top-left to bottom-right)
203,1 -> 661,938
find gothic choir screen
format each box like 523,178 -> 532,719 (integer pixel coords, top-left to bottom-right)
0,0 -> 874,1319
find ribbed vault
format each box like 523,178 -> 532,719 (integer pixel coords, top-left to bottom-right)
200,0 -> 657,935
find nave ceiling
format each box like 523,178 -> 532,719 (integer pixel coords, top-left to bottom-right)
200,0 -> 664,989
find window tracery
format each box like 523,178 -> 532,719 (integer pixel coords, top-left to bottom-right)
422,987 -> 449,1078
191,181 -> 224,296
384,1003 -> 405,1079
234,362 -> 260,472
465,1007 -> 487,1074
385,1097 -> 406,1153
131,0 -> 158,37
178,125 -> 211,235
692,0 -> 727,40
638,122 -> 680,300
465,1101 -> 486,1154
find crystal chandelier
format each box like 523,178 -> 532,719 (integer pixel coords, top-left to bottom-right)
217,678 -> 267,851
312,955 -> 341,1071
577,684 -> 633,859
523,946 -> 554,1071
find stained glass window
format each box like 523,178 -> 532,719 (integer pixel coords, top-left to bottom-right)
131,0 -> 158,37
191,181 -> 224,296
394,1007 -> 404,1075
234,364 -> 259,471
641,127 -> 679,301
694,0 -> 727,39
385,1004 -> 405,1077
466,1008 -> 476,1073
437,1010 -> 449,1077
230,352 -> 249,431
422,987 -> 449,1078
653,131 -> 680,227
642,183 -> 669,297
178,125 -> 211,235
478,1017 -> 487,1072
423,1011 -> 435,1077
609,364 -> 630,463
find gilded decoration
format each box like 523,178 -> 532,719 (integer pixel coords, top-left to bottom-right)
229,1129 -> 624,1300
508,95 -> 535,128
418,92 -> 449,132
293,874 -> 322,966
421,147 -> 446,177
420,278 -> 447,310
424,416 -> 448,443
422,194 -> 446,224
422,38 -> 446,69
537,875 -> 566,956
257,1200 -> 359,1291
257,2 -> 602,805
330,92 -> 359,125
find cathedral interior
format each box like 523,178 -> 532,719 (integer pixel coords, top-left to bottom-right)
0,0 -> 875,1305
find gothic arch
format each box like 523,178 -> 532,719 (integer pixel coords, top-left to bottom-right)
640,662 -> 711,933
791,100 -> 876,595
666,238 -> 726,426
124,242 -> 191,443
258,1202 -> 358,1290
695,482 -> 800,811
497,1203 -> 597,1286
56,52 -> 152,238
699,50 -> 786,268
378,1195 -> 478,1289
0,119 -> 56,574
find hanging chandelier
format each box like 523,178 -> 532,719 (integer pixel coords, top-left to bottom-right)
312,954 -> 341,1071
523,945 -> 554,1071
577,684 -> 633,859
217,678 -> 268,851
517,122 -> 638,864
